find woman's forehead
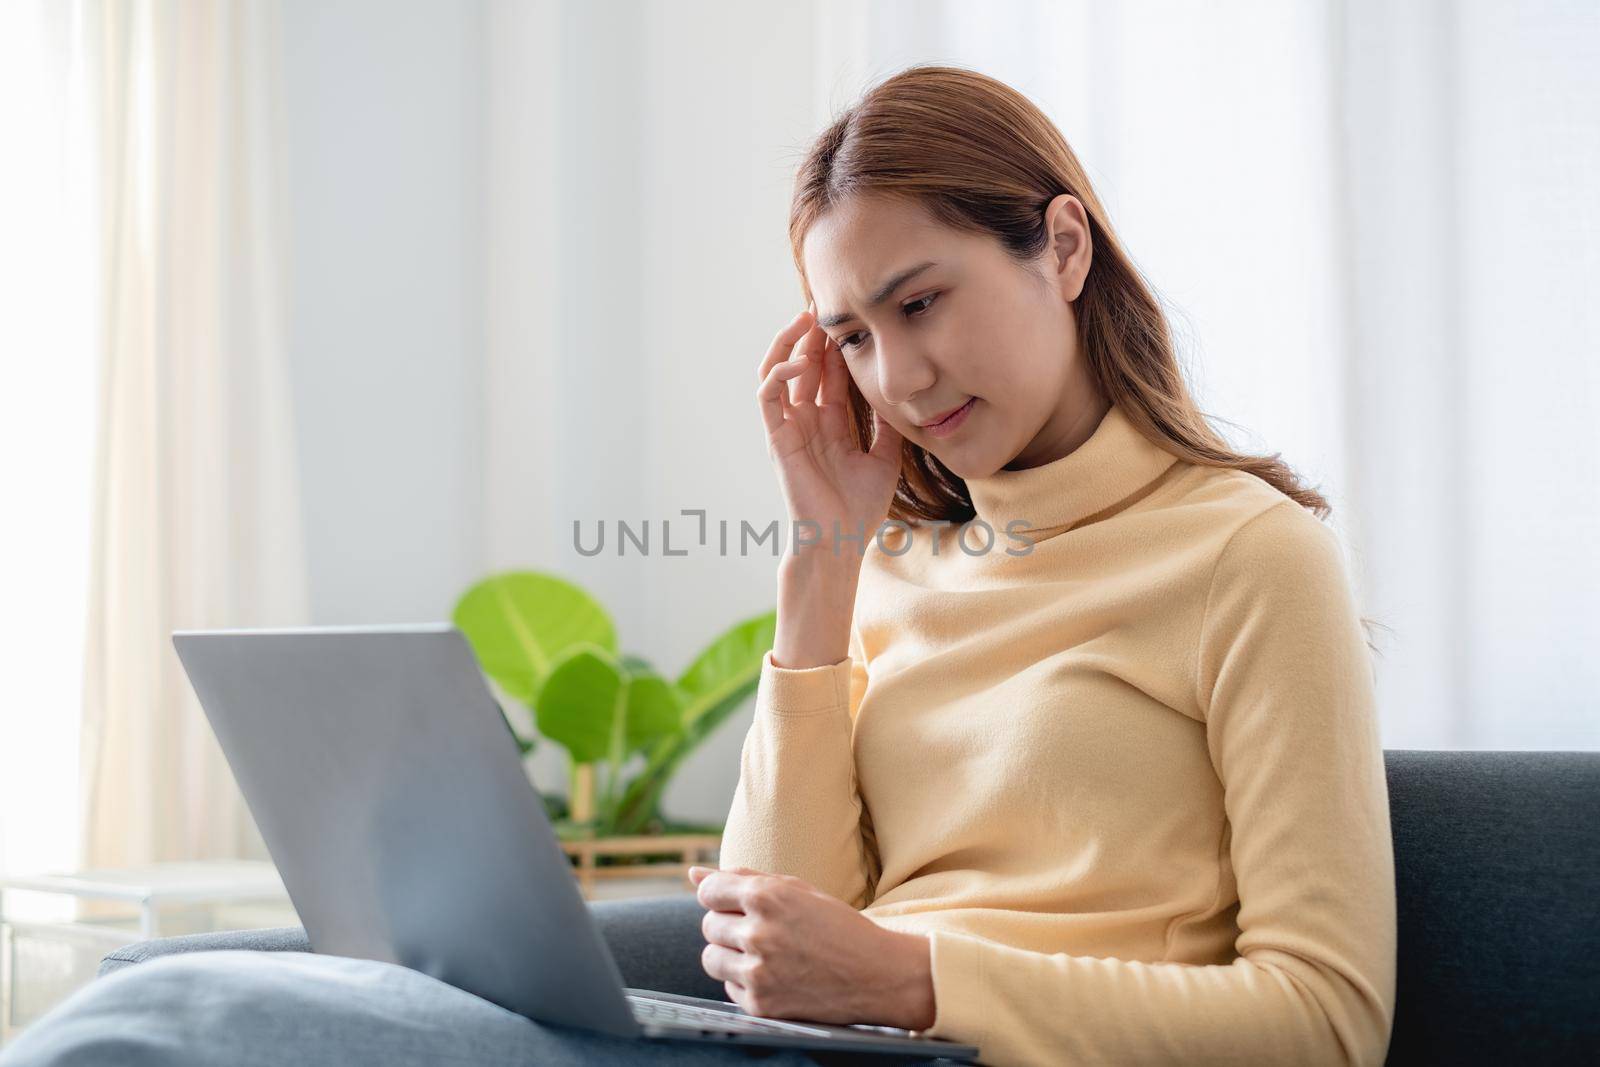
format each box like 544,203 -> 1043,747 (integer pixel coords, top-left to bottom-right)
803,201 -> 968,312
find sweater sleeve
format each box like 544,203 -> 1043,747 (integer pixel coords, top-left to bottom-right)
915,500 -> 1397,1067
717,623 -> 879,909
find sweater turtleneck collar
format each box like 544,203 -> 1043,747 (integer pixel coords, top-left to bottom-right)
964,401 -> 1181,535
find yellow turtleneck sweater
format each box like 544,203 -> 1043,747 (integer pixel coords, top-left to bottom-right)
718,401 -> 1396,1067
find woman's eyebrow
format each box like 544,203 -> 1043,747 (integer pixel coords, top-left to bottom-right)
817,260 -> 939,329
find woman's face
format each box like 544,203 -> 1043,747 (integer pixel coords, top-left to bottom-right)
802,192 -> 1101,478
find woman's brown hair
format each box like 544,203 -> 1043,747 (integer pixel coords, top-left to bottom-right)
787,64 -> 1386,653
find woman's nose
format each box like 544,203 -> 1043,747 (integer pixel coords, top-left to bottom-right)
875,339 -> 937,407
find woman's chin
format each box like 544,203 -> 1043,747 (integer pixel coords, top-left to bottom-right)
927,439 -> 995,482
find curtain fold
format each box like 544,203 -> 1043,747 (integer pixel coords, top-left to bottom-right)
78,0 -> 308,869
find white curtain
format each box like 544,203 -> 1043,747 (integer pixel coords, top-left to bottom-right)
77,0 -> 308,868
1340,0 -> 1600,749
484,0 -> 1598,765
0,0 -> 99,889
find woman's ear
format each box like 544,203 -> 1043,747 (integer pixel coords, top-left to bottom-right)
1044,192 -> 1092,302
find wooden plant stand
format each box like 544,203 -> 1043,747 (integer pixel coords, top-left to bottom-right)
558,763 -> 721,898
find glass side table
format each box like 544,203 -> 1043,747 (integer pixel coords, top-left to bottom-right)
0,861 -> 295,1044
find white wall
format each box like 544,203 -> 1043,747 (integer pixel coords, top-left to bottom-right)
484,0 -> 822,821
281,0 -> 485,627
281,0 -> 812,822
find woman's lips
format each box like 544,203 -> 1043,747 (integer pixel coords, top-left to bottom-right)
922,397 -> 975,439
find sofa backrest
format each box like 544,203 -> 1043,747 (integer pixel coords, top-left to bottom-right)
1385,749 -> 1599,1065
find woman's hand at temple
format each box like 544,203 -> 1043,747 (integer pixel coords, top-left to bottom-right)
689,865 -> 935,1031
757,306 -> 904,567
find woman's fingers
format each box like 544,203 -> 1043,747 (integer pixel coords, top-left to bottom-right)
818,334 -> 849,408
869,408 -> 904,463
757,357 -> 808,440
701,942 -> 748,986
723,979 -> 749,1010
701,908 -> 757,951
757,306 -> 860,459
758,309 -> 814,385
756,311 -> 822,427
816,335 -> 851,442
789,321 -> 825,408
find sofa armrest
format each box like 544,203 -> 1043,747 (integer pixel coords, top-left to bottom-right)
95,893 -> 720,1000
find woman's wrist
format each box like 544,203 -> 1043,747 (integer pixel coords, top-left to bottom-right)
874,928 -> 936,1030
772,554 -> 861,668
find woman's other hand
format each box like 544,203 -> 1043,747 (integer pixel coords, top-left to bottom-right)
688,864 -> 935,1031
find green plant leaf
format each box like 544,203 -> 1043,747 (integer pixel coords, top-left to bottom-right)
625,673 -> 683,753
452,572 -> 616,704
674,611 -> 779,727
611,610 -> 776,834
535,645 -> 623,763
535,647 -> 683,768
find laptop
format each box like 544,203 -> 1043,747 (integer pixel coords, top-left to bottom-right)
172,623 -> 979,1061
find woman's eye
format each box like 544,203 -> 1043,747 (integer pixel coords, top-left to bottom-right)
837,294 -> 938,353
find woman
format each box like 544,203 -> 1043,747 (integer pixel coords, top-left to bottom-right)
696,64 -> 1395,1067
0,65 -> 1392,1067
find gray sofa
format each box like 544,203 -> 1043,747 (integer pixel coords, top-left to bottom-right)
97,750 -> 1600,1065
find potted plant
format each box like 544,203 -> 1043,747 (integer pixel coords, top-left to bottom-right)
451,570 -> 774,887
